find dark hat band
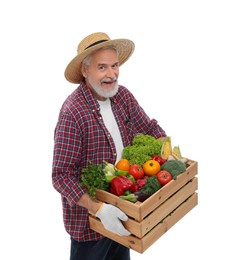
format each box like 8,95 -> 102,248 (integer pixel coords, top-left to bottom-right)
85,39 -> 108,50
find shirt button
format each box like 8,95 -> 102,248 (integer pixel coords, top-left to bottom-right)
113,153 -> 117,157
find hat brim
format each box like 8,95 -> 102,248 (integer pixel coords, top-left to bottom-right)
64,38 -> 135,84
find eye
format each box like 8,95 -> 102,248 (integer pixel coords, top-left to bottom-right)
98,65 -> 105,71
112,63 -> 119,69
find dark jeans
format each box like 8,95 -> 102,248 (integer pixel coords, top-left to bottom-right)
70,237 -> 130,260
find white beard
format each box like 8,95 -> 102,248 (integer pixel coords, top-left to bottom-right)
88,76 -> 119,98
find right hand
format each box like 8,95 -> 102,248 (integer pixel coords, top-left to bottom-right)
96,203 -> 131,236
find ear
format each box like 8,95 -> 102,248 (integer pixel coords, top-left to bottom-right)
81,64 -> 88,78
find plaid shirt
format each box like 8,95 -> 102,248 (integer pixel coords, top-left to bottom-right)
52,81 -> 166,241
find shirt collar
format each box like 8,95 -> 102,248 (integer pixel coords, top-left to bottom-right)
79,81 -> 100,112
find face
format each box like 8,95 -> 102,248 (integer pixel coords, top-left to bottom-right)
81,48 -> 119,100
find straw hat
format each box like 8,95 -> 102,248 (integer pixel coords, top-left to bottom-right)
64,32 -> 135,83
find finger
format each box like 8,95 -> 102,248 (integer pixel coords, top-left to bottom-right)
117,210 -> 129,222
114,221 -> 131,236
117,226 -> 131,236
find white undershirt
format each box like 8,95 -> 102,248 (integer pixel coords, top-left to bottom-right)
98,99 -> 124,163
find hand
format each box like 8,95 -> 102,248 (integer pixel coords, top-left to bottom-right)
96,203 -> 131,236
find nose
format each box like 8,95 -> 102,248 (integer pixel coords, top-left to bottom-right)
106,67 -> 117,79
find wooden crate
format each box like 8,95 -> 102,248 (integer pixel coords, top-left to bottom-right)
89,159 -> 198,253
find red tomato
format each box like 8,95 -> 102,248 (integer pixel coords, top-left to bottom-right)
156,170 -> 172,186
152,155 -> 167,165
129,164 -> 144,179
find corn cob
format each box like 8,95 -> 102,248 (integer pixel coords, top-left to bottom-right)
161,137 -> 172,159
172,146 -> 182,159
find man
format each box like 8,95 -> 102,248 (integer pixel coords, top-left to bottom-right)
52,32 -> 166,260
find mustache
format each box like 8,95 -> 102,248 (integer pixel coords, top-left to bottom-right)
101,77 -> 117,83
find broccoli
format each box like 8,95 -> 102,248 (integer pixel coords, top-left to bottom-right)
140,175 -> 162,194
122,134 -> 163,166
160,160 -> 186,178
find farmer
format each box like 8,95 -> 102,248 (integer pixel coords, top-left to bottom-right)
52,32 -> 166,260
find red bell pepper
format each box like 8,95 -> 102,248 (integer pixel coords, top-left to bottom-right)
110,176 -> 135,196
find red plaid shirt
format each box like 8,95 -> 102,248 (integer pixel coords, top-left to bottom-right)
52,81 -> 166,241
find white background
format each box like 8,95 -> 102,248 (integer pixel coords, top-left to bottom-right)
0,0 -> 225,259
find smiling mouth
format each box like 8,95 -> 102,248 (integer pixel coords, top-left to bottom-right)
101,80 -> 117,88
103,81 -> 115,84
101,77 -> 117,84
